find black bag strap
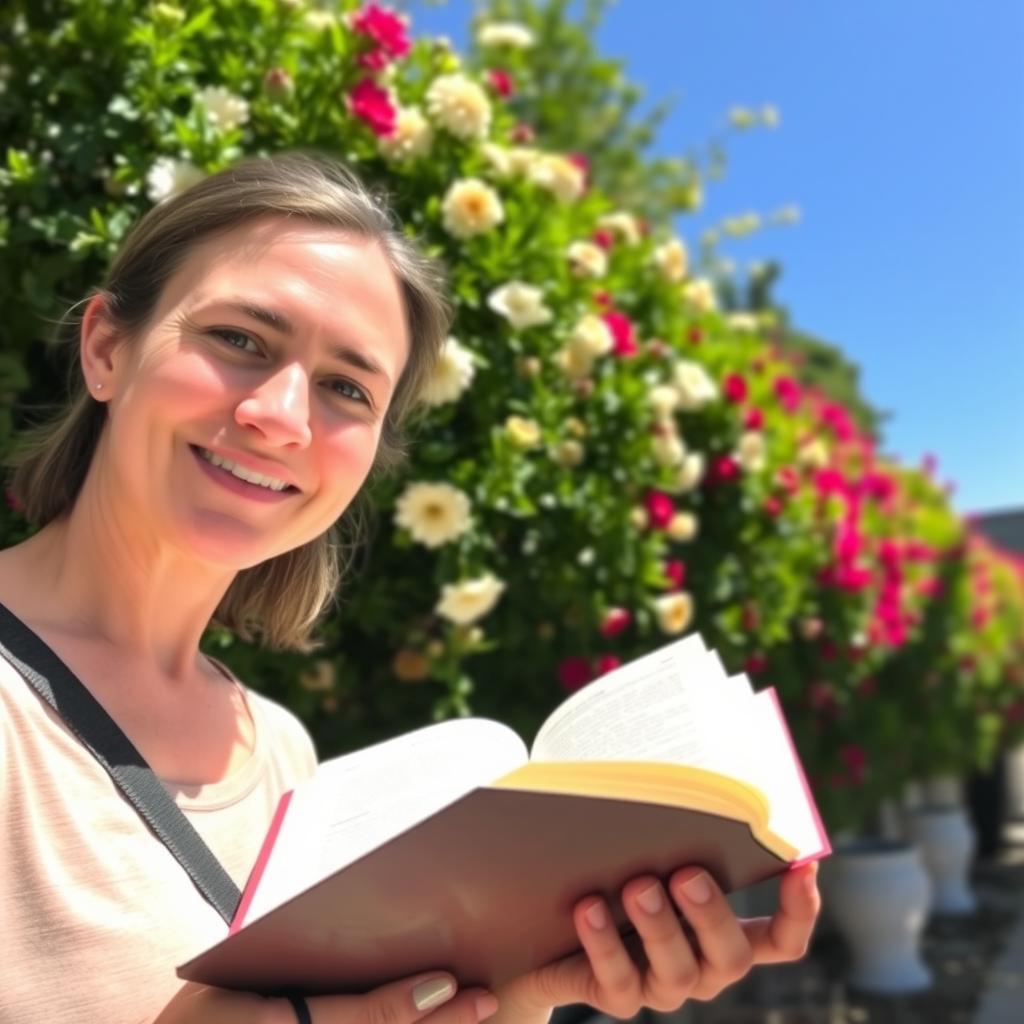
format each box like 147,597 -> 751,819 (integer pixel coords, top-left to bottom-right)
0,600 -> 241,925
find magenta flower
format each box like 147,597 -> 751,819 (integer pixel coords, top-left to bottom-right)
663,559 -> 686,589
723,373 -> 748,404
486,68 -> 514,97
599,607 -> 632,638
594,654 -> 623,676
707,454 -> 740,486
743,407 -> 764,430
557,657 -> 592,692
352,3 -> 411,59
348,77 -> 397,136
601,311 -> 638,357
644,490 -> 675,529
773,375 -> 802,413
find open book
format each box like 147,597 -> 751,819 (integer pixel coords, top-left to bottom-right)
179,634 -> 830,994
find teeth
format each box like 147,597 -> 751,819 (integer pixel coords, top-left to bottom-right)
198,448 -> 290,492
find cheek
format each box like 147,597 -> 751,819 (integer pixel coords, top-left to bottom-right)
317,420 -> 383,492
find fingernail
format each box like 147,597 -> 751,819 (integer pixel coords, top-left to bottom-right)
636,883 -> 664,914
681,872 -> 713,905
412,976 -> 456,1011
475,993 -> 499,1020
585,899 -> 608,929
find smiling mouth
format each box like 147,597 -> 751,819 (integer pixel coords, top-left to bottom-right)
190,445 -> 299,493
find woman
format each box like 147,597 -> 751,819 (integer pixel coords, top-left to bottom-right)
0,154 -> 820,1024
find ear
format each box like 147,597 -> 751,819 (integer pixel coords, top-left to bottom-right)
80,293 -> 124,399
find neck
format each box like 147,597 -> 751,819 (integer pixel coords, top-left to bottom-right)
12,482 -> 235,683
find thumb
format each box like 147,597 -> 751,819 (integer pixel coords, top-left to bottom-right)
305,972 -> 496,1024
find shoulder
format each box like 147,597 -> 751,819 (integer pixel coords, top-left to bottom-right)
244,686 -> 319,781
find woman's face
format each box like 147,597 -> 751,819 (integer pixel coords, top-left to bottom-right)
94,216 -> 410,569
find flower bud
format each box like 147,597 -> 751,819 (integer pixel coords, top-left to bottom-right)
263,67 -> 294,101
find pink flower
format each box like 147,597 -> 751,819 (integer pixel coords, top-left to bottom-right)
348,77 -> 397,136
841,744 -> 867,785
509,122 -> 535,143
707,454 -> 740,486
487,69 -> 514,97
814,468 -> 847,499
663,559 -> 686,589
592,289 -> 613,308
807,681 -> 836,713
745,654 -> 767,675
763,496 -> 782,517
819,402 -> 855,441
723,373 -> 748,404
352,3 -> 411,59
644,490 -> 675,530
357,48 -> 390,71
773,375 -> 802,413
601,311 -> 638,357
743,407 -> 764,430
917,577 -> 943,598
594,654 -> 622,676
557,657 -> 592,692
687,325 -> 703,345
599,607 -> 632,638
591,229 -> 614,250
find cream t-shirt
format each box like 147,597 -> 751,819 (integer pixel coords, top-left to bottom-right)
1,651 -> 319,1023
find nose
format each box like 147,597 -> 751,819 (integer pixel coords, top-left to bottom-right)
234,363 -> 313,448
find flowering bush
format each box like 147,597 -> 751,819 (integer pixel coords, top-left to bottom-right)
2,0 -> 1022,836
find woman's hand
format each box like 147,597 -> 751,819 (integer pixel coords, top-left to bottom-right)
156,972 -> 498,1024
490,861 -> 821,1023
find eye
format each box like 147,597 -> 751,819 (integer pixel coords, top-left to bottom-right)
211,328 -> 261,354
326,378 -> 371,406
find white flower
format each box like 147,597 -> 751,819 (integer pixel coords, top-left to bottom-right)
761,104 -> 780,128
653,238 -> 688,282
653,433 -> 686,468
726,312 -> 759,333
683,278 -> 718,313
304,9 -> 334,30
145,157 -> 204,203
436,573 -> 506,625
426,73 -> 492,141
441,178 -> 504,239
670,452 -> 706,493
554,345 -> 594,380
569,314 -> 613,357
737,431 -> 767,472
552,439 -> 585,467
597,210 -> 641,244
196,86 -> 249,132
798,438 -> 830,470
488,281 -> 552,330
729,106 -> 756,129
653,592 -> 695,635
648,384 -> 679,421
394,481 -> 473,549
480,142 -> 513,177
507,146 -> 542,175
378,106 -> 433,162
566,240 -> 607,278
674,360 -> 719,411
504,415 -> 542,449
477,21 -> 535,48
667,511 -> 699,542
420,336 -> 475,406
771,204 -> 802,225
527,154 -> 585,202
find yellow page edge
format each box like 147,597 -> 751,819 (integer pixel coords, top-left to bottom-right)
492,760 -> 798,862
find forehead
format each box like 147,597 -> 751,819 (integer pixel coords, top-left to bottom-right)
156,217 -> 410,352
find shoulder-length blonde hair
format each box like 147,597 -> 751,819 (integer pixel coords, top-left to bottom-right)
9,153 -> 450,650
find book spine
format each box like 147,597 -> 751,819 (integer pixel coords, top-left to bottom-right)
765,688 -> 833,864
230,789 -> 294,934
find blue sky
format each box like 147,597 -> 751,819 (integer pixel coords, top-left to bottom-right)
407,0 -> 1024,514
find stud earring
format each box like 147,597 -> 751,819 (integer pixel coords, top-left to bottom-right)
94,383 -> 103,391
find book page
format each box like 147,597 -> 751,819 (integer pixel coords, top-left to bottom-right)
530,636 -> 740,765
242,718 -> 529,926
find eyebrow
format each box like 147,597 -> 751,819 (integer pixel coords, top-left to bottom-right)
221,299 -> 392,386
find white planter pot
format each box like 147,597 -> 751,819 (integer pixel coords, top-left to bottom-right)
906,805 -> 977,915
820,839 -> 932,993
923,774 -> 963,807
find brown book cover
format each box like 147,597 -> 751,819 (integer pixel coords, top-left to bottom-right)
178,786 -> 792,994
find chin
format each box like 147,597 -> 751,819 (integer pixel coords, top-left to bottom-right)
172,510 -> 290,571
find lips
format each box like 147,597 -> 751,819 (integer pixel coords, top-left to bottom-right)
189,445 -> 298,504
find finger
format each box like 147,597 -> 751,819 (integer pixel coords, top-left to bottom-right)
305,972 -> 497,1024
742,861 -> 820,963
572,894 -> 643,1019
668,869 -> 754,986
621,876 -> 700,1012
